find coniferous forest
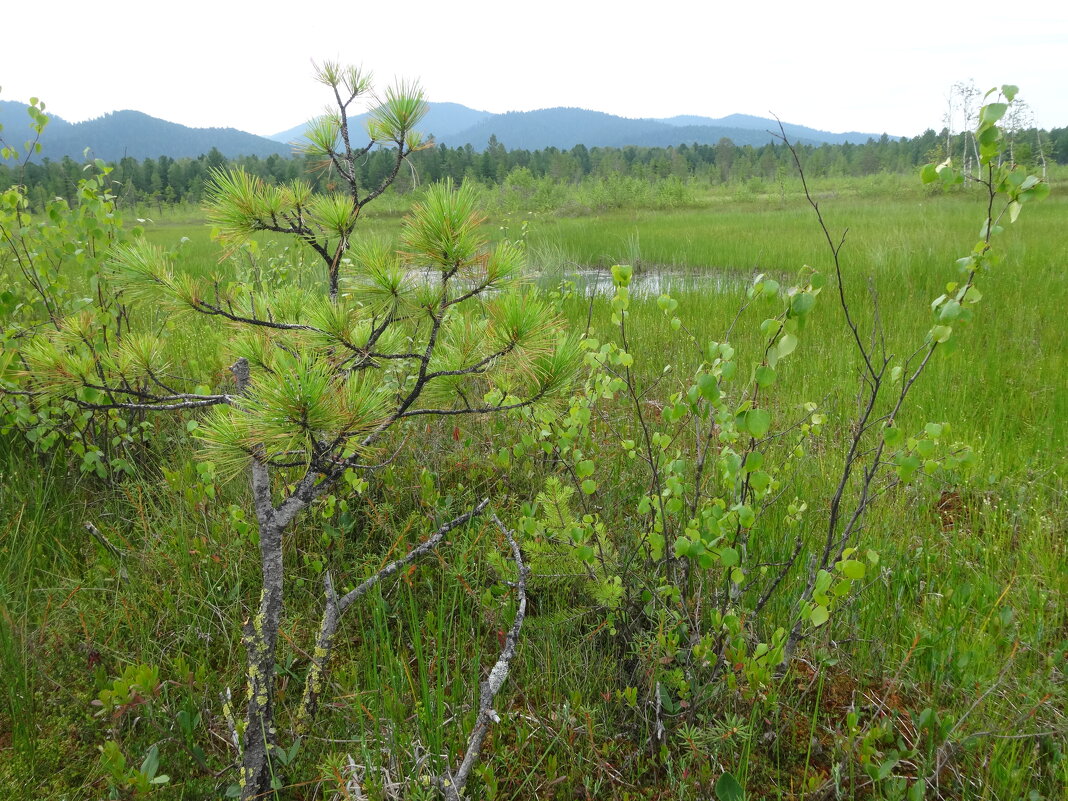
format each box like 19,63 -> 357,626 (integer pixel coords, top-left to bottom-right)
2,124 -> 1066,213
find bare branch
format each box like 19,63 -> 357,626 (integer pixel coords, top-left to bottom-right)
336,498 -> 489,615
771,116 -> 876,380
295,499 -> 490,731
393,394 -> 545,420
436,513 -> 528,800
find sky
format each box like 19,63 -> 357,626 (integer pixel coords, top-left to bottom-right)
2,0 -> 1065,139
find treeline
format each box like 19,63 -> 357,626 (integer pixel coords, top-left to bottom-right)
0,148 -> 308,212
3,126 -> 1065,211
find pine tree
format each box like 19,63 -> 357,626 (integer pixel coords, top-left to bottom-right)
10,64 -> 582,800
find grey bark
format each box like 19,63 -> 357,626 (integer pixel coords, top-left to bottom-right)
238,508 -> 284,798
231,352 -> 493,798
231,357 -> 295,800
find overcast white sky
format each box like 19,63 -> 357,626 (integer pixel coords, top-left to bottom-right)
2,0 -> 1065,138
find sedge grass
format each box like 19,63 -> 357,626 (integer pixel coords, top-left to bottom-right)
1,183 -> 1064,799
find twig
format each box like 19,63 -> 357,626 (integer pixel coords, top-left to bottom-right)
435,513 -> 528,800
85,522 -> 129,582
922,643 -> 1019,788
295,499 -> 490,732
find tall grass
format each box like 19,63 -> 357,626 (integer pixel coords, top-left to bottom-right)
1,183 -> 1064,798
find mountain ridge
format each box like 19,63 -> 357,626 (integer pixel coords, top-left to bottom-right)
657,113 -> 881,145
1,102 -> 289,161
2,98 -> 896,163
268,101 -> 493,145
271,103 -> 894,151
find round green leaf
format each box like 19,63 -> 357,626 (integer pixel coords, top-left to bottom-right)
777,332 -> 798,359
929,325 -> 952,344
790,292 -> 815,317
746,409 -> 772,438
838,559 -> 866,580
810,605 -> 830,627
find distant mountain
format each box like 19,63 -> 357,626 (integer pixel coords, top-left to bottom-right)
2,102 -> 289,161
657,113 -> 883,145
270,103 -> 891,153
442,108 -> 675,150
435,107 -> 872,150
270,101 -> 493,144
2,97 -> 894,165
1,99 -> 72,153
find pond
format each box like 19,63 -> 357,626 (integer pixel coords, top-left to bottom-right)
531,266 -> 748,298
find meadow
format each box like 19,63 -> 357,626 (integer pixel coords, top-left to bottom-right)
1,171 -> 1065,800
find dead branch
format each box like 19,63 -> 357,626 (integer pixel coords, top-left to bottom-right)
435,513 -> 528,800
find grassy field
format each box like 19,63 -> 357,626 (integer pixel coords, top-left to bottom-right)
1,178 -> 1065,799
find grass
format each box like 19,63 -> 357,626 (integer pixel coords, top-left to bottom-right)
1,178 -> 1065,799
527,189 -> 1068,464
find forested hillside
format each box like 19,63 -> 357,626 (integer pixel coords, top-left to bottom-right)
0,100 -> 896,160
0,102 -> 289,161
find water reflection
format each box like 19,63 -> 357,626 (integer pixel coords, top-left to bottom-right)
397,265 -> 748,300
533,267 -> 745,297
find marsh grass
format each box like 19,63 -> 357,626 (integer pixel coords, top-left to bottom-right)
1,184 -> 1065,798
